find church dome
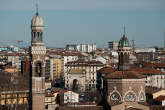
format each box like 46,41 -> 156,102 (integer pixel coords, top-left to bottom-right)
31,13 -> 44,30
118,34 -> 130,47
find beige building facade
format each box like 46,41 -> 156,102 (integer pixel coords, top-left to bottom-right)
65,60 -> 104,91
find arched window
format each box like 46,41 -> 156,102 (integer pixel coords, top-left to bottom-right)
124,53 -> 129,63
139,92 -> 145,102
37,32 -> 40,41
110,92 -> 122,102
124,92 -> 136,102
35,62 -> 42,77
72,79 -> 79,92
120,53 -> 124,64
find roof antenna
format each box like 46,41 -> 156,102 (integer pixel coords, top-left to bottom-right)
36,3 -> 38,15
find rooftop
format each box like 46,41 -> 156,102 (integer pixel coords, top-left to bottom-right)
97,67 -> 116,74
0,71 -> 29,92
104,71 -> 145,79
57,106 -> 104,110
66,60 -> 104,66
154,95 -> 165,102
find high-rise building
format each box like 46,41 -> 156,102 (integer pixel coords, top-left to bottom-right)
66,44 -> 96,52
108,41 -> 118,50
76,44 -> 96,52
45,55 -> 64,80
65,60 -> 104,91
29,8 -> 46,110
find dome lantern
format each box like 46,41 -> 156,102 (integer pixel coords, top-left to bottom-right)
118,34 -> 130,47
31,4 -> 44,31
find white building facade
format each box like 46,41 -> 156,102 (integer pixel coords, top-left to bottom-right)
65,60 -> 104,90
66,44 -> 96,52
64,91 -> 79,104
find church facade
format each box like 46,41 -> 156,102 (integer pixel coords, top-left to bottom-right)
103,33 -> 149,110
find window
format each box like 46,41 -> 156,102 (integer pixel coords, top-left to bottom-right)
110,92 -> 121,102
125,92 -> 136,102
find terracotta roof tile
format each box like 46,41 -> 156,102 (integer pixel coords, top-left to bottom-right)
154,95 -> 165,102
57,106 -> 104,110
125,107 -> 143,110
131,66 -> 164,75
66,60 -> 104,66
98,67 -> 116,74
45,93 -> 54,97
104,71 -> 145,79
139,62 -> 165,68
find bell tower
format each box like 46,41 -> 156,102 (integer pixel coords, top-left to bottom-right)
29,5 -> 46,110
118,27 -> 130,71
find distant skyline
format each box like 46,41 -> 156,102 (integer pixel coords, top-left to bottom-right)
0,0 -> 165,48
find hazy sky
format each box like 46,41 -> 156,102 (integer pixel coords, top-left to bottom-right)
0,0 -> 165,48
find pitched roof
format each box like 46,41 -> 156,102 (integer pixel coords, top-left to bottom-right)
0,71 -> 29,92
66,60 -> 104,66
131,66 -> 164,75
154,95 -> 165,102
125,107 -> 143,110
139,62 -> 165,68
57,106 -> 104,110
104,71 -> 145,79
97,67 -> 116,74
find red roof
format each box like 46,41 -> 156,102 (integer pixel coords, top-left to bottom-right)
139,62 -> 165,68
125,107 -> 143,110
66,60 -> 104,66
45,93 -> 54,97
51,89 -> 60,93
104,71 -> 145,79
5,65 -> 14,69
98,67 -> 116,74
154,95 -> 165,102
131,67 -> 164,75
47,51 -> 85,57
0,52 -> 25,56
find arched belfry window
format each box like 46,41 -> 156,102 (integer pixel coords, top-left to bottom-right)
35,62 -> 42,77
120,53 -> 124,64
124,53 -> 128,63
72,79 -> 79,92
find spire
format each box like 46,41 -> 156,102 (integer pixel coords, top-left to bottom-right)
36,4 -> 39,15
164,31 -> 165,48
123,25 -> 126,35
